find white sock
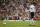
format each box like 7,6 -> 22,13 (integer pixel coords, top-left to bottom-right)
30,19 -> 32,24
32,19 -> 35,25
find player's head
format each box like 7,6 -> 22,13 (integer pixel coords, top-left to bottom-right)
30,2 -> 33,5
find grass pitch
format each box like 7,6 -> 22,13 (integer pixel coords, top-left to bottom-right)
0,21 -> 40,27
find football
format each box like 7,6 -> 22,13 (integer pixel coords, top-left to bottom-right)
3,22 -> 6,25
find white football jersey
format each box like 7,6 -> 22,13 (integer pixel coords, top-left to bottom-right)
29,4 -> 36,12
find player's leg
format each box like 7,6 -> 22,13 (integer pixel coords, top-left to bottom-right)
29,12 -> 32,26
29,19 -> 32,26
32,19 -> 35,26
32,12 -> 35,26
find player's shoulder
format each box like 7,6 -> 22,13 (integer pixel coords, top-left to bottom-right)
31,5 -> 34,7
31,5 -> 35,8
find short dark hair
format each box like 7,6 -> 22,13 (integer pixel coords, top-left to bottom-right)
30,2 -> 33,4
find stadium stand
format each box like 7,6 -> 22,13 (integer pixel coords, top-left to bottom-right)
0,0 -> 40,20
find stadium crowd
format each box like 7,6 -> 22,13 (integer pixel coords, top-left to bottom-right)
0,0 -> 40,20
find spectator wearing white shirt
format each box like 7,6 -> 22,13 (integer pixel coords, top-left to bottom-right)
19,4 -> 24,10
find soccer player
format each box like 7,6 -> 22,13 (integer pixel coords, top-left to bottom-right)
29,2 -> 36,26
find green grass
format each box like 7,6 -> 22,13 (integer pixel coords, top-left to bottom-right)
0,21 -> 40,27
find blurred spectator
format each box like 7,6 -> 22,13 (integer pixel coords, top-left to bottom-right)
0,0 -> 40,20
